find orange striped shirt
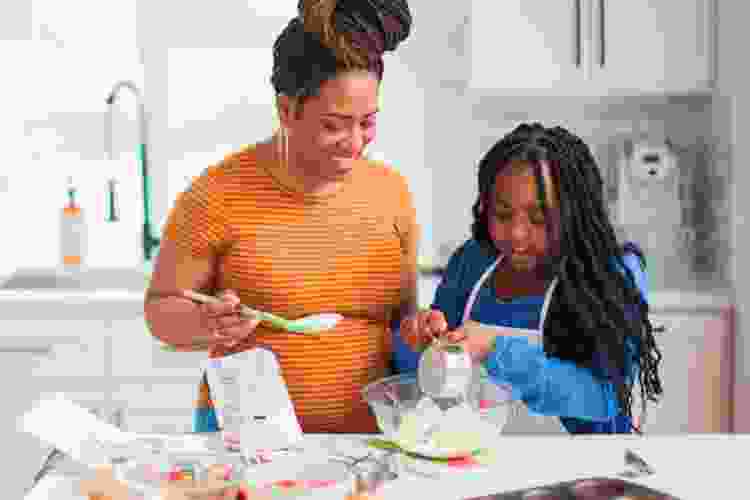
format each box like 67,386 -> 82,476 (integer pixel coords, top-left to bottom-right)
162,145 -> 418,433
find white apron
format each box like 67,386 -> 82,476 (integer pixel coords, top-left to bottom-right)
461,254 -> 567,435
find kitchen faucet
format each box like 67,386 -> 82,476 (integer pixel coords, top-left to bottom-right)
104,80 -> 160,262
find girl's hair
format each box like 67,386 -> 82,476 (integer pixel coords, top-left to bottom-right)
271,0 -> 412,104
471,122 -> 663,427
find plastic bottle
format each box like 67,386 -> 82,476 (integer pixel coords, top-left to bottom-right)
60,176 -> 87,270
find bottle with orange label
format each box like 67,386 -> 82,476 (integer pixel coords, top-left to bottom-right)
61,176 -> 87,270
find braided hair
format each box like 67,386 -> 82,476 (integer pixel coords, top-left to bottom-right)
271,0 -> 412,106
471,123 -> 663,428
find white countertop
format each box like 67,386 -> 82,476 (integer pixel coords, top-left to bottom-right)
24,433 -> 750,500
0,289 -> 147,319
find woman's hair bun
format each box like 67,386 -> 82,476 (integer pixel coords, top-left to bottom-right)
298,0 -> 412,65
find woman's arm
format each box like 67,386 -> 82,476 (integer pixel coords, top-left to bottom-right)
144,167 -> 232,350
144,239 -> 218,349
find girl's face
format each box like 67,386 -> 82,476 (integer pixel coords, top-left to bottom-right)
278,70 -> 379,179
488,160 -> 560,273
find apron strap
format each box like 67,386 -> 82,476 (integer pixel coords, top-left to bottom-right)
461,255 -> 503,325
461,254 -> 559,334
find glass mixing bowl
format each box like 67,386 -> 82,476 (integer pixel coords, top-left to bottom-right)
361,372 -> 519,441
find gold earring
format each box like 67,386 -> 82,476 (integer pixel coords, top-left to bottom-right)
282,126 -> 289,169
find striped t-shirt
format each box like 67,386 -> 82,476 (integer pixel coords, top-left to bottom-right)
161,144 -> 418,433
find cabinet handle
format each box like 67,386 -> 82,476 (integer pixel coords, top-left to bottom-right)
599,0 -> 606,67
0,346 -> 52,355
574,0 -> 582,67
653,325 -> 666,334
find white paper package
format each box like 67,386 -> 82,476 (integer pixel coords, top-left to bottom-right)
203,348 -> 304,459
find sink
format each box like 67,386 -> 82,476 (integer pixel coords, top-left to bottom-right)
0,267 -> 151,291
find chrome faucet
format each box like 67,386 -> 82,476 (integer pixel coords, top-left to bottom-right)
105,80 -> 160,262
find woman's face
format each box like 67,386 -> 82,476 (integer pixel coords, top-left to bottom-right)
279,71 -> 379,178
488,160 -> 560,273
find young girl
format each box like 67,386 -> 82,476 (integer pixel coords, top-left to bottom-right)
400,123 -> 663,433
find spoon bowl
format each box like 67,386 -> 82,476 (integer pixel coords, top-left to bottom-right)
183,290 -> 342,333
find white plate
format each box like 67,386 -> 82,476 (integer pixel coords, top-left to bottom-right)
395,439 -> 479,459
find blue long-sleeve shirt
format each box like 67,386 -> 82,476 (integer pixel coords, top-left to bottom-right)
393,239 -> 648,434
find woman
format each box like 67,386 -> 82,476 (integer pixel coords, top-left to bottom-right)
145,0 -> 417,434
400,123 -> 663,433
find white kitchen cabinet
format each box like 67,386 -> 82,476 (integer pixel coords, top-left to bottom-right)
592,0 -> 713,94
0,350 -> 56,499
470,0 -> 588,95
0,319 -> 113,498
109,316 -> 207,379
117,408 -> 195,435
642,311 -> 733,434
108,315 -> 204,422
0,349 -> 108,499
470,0 -> 713,96
111,381 -> 198,415
0,320 -> 109,383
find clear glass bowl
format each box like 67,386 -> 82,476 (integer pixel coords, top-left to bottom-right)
361,372 -> 519,440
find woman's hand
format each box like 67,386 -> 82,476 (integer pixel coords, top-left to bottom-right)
191,289 -> 261,357
399,309 -> 449,351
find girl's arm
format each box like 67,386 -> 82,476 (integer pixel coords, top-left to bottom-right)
484,338 -> 618,420
484,249 -> 649,421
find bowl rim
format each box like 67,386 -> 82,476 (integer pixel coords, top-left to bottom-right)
360,371 -> 515,401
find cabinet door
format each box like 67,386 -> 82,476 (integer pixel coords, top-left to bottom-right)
114,382 -> 197,434
0,351 -> 54,499
470,0 -> 590,95
109,316 -> 208,378
0,351 -> 106,499
112,381 -> 198,414
642,312 -> 730,434
592,0 -> 713,94
118,409 -> 195,435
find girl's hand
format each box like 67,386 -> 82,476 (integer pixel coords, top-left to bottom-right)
442,321 -> 540,363
399,309 -> 449,351
440,326 -> 497,363
191,289 -> 261,355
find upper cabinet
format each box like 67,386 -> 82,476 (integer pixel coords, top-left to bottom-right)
469,0 -> 714,96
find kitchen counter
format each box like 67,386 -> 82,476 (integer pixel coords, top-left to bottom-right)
0,290 -> 146,319
24,433 -> 750,500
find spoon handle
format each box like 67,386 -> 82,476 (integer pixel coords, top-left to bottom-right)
183,290 -> 263,319
183,290 -> 301,331
182,290 -> 323,336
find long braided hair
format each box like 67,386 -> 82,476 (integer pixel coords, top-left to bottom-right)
471,123 -> 663,427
